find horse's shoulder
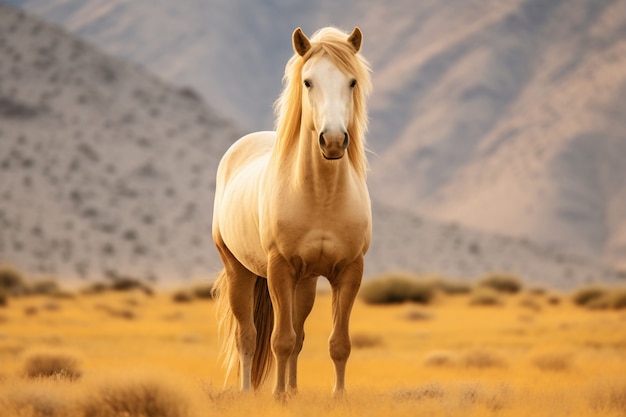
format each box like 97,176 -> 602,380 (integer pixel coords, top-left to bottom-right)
219,131 -> 275,176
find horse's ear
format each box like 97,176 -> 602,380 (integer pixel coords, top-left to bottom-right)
293,28 -> 311,57
347,27 -> 362,53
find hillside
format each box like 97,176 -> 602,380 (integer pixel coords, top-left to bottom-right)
0,4 -> 624,289
6,0 -> 626,269
0,4 -> 240,282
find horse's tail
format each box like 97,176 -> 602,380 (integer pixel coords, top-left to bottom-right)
251,276 -> 274,389
212,270 -> 274,390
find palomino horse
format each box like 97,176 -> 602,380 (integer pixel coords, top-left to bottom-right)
212,26 -> 372,397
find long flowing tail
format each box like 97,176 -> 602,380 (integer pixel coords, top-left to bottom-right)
212,270 -> 274,390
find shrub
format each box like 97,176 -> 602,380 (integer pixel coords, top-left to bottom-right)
351,332 -> 383,349
29,280 -> 59,295
23,351 -> 82,380
83,377 -> 189,417
572,286 -> 626,310
532,352 -> 573,372
477,273 -> 523,294
172,291 -> 193,303
192,283 -> 214,300
81,282 -> 109,295
359,272 -> 437,305
469,287 -> 503,306
0,264 -> 26,295
424,350 -> 456,367
0,290 -> 6,307
573,286 -> 606,307
461,349 -> 507,369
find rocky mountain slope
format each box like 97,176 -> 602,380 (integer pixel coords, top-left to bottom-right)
0,4 -> 624,289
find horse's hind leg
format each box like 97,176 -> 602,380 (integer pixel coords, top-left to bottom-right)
329,257 -> 363,397
217,243 -> 258,391
288,276 -> 317,392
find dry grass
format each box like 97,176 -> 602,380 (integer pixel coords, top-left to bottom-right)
0,283 -> 625,416
22,350 -> 82,380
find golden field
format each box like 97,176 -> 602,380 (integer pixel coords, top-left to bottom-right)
1,283 -> 626,417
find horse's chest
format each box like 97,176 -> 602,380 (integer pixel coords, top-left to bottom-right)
278,211 -> 369,277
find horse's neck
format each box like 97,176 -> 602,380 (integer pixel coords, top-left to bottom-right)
293,129 -> 352,198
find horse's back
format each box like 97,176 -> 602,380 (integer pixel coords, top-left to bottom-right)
213,131 -> 276,276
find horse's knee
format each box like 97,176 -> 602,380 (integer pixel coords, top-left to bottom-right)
272,330 -> 296,358
329,336 -> 351,362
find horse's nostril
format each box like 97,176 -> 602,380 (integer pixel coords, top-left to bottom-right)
319,132 -> 326,148
342,133 -> 349,150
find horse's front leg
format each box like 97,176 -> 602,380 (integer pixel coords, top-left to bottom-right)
329,257 -> 363,397
267,256 -> 297,397
288,276 -> 317,393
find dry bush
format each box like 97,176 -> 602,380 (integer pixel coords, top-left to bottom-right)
572,286 -> 606,307
518,296 -> 542,311
461,349 -> 507,369
477,273 -> 523,294
468,287 -> 503,307
83,377 -> 189,417
23,351 -> 82,380
172,290 -> 193,303
573,286 -> 626,310
192,283 -> 214,300
0,264 -> 26,295
110,277 -> 153,295
0,290 -> 6,307
402,309 -> 434,321
547,294 -> 561,305
351,332 -> 383,349
95,305 -> 136,320
81,282 -> 109,295
531,352 -> 573,372
28,280 -> 59,296
424,350 -> 456,367
393,382 -> 444,401
528,286 -> 547,296
359,272 -> 437,305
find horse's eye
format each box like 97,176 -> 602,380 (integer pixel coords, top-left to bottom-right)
303,80 -> 311,88
350,79 -> 357,88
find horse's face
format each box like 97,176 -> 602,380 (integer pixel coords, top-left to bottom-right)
301,57 -> 355,160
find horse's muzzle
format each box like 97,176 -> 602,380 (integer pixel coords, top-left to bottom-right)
319,131 -> 348,160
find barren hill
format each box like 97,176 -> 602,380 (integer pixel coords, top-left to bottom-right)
1,4 -> 624,289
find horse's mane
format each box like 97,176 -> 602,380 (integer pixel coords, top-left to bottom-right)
273,27 -> 372,179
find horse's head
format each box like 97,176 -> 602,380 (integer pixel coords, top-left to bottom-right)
293,27 -> 363,161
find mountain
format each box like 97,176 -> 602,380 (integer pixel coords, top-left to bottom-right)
5,0 -> 626,270
0,3 -> 624,289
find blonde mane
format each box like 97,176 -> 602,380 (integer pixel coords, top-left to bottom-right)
273,27 -> 372,179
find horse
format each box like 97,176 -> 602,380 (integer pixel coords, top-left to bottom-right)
211,26 -> 372,397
